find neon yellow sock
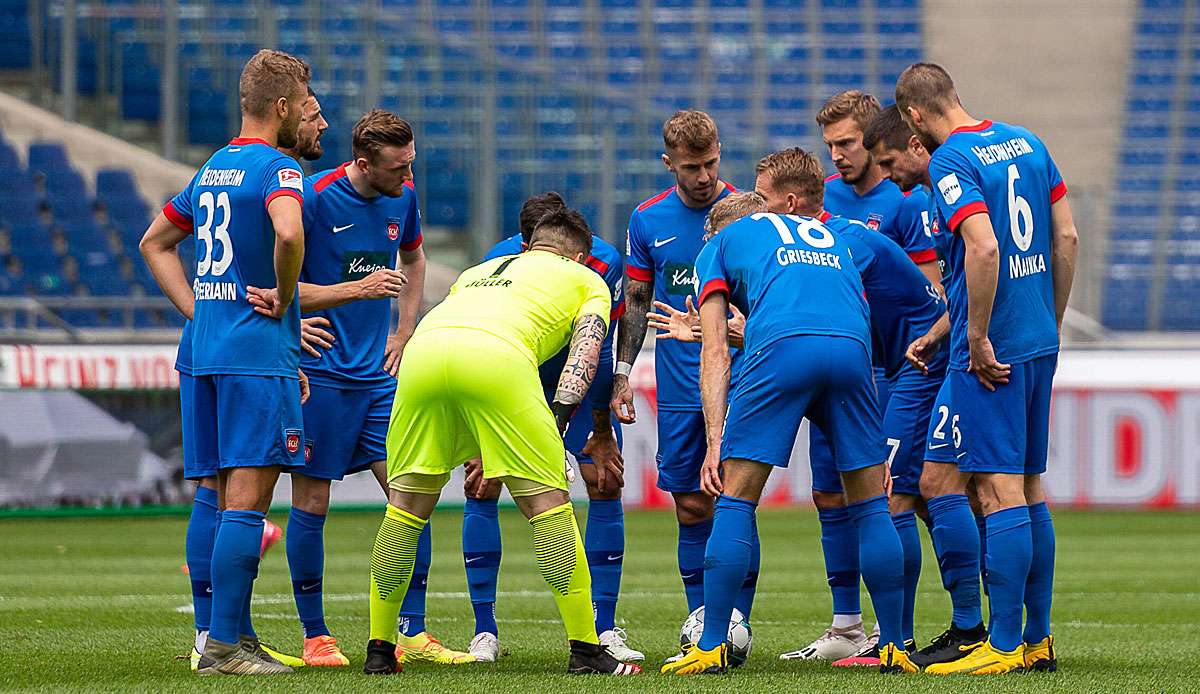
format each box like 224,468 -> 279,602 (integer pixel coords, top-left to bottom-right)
368,504 -> 427,642
529,502 -> 597,645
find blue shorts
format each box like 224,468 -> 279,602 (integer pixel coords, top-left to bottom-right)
656,408 -> 706,493
951,354 -> 1057,475
882,364 -> 945,496
808,365 -> 890,494
924,377 -> 961,463
725,335 -> 883,473
563,405 -> 624,464
187,374 -> 305,471
179,373 -> 218,480
300,382 -> 394,481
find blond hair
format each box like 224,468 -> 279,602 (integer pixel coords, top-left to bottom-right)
705,191 -> 767,239
238,49 -> 311,118
815,90 -> 882,130
755,148 -> 825,207
663,110 -> 719,153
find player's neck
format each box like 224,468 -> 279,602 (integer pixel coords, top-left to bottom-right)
937,107 -> 982,144
344,163 -> 380,199
236,119 -> 278,148
852,165 -> 884,197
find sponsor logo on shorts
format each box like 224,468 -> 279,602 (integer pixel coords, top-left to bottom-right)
304,439 -> 313,463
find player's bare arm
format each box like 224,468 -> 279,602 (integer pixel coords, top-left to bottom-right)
138,213 -> 195,320
384,246 -> 427,376
552,313 -> 607,432
583,406 -> 624,494
1049,196 -> 1080,333
916,260 -> 943,293
698,293 -> 731,498
959,214 -> 1011,391
267,194 -> 305,316
906,312 -> 950,375
612,276 -> 652,423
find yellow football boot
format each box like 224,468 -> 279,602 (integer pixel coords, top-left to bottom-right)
660,642 -> 728,675
925,640 -> 1025,675
879,642 -> 919,674
1024,635 -> 1057,672
397,632 -> 476,665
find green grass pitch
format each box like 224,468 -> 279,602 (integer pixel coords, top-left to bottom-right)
2,507 -> 1199,692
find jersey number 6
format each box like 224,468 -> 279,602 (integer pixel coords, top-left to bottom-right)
1007,164 -> 1034,252
196,191 -> 233,278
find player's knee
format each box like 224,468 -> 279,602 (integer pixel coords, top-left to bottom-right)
840,463 -> 887,504
920,462 -> 966,499
811,490 -> 846,510
973,473 -> 1026,514
585,482 -> 621,501
889,493 -> 917,514
673,492 -> 713,525
291,474 -> 332,515
1024,474 -> 1045,505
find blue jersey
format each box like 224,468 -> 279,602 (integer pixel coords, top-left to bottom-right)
824,174 -> 936,265
929,119 -> 1066,370
299,163 -> 423,389
694,212 -> 870,355
485,233 -> 625,412
824,214 -> 947,377
165,137 -> 304,377
627,184 -> 736,410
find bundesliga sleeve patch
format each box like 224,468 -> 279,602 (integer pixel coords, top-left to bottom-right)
937,173 -> 962,205
278,168 -> 303,190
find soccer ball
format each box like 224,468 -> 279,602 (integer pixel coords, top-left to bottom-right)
679,606 -> 753,667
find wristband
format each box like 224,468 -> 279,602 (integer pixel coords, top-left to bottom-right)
615,361 -> 633,377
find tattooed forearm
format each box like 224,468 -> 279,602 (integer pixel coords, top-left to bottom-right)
616,277 -> 652,365
551,313 -> 607,431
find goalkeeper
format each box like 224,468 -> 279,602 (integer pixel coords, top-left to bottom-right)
362,208 -> 642,677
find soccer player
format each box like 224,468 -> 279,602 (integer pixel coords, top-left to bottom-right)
896,62 -> 1078,675
865,104 -> 991,667
461,192 -> 639,663
611,111 -> 758,643
662,192 -> 916,676
789,90 -> 941,663
167,85 -> 329,671
140,49 -> 311,675
362,209 -> 642,677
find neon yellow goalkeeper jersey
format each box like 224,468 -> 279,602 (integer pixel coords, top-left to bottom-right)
414,249 -> 612,366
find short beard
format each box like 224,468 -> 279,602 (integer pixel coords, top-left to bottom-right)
297,139 -> 323,161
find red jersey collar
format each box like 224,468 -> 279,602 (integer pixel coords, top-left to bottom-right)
229,137 -> 271,146
950,119 -> 993,136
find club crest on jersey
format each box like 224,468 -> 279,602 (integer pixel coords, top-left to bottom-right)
304,439 -> 313,463
278,168 -> 303,190
285,429 -> 302,455
387,217 -> 401,241
937,173 -> 962,205
866,213 -> 883,231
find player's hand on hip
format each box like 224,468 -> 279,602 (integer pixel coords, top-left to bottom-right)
582,431 -> 624,493
610,374 -> 637,424
648,296 -> 701,343
246,285 -> 284,318
300,317 -> 334,358
383,332 -> 409,376
700,448 -> 724,497
882,461 -> 893,498
357,268 -> 407,300
297,368 -> 310,405
905,333 -> 936,375
967,335 -> 1011,392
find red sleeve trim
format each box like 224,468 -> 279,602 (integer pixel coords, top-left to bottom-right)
947,201 -> 989,233
610,301 -> 626,322
162,201 -> 191,232
265,189 -> 303,209
1050,181 -> 1068,203
697,278 -> 729,306
585,255 -> 610,275
626,264 -> 652,282
908,248 -> 938,264
818,210 -> 832,222
400,233 -> 423,252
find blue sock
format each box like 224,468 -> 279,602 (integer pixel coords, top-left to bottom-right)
1023,502 -> 1055,644
678,518 -> 713,613
287,507 -> 329,638
584,498 -> 624,633
817,506 -> 861,618
463,497 -> 501,636
210,509 -> 264,645
240,589 -> 255,639
846,495 -> 905,650
735,514 -> 760,620
697,496 -> 756,651
399,522 -> 432,637
977,513 -> 991,632
927,494 -> 983,629
892,511 -> 921,643
186,486 -> 218,634
985,506 -> 1032,652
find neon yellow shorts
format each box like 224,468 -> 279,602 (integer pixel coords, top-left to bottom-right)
386,328 -> 568,492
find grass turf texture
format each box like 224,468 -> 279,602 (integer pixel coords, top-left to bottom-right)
2,508 -> 1198,692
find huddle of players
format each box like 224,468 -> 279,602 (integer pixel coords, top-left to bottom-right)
141,45 -> 1078,678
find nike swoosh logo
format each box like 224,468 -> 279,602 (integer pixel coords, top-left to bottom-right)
205,587 -> 213,594
928,443 -> 949,450
465,556 -> 482,564
680,572 -> 696,579
332,224 -> 354,233
956,451 -> 968,459
607,554 -> 624,561
653,236 -> 677,247
301,583 -> 320,591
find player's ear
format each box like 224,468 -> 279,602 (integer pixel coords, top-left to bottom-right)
275,96 -> 288,120
572,251 -> 585,264
661,153 -> 673,172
